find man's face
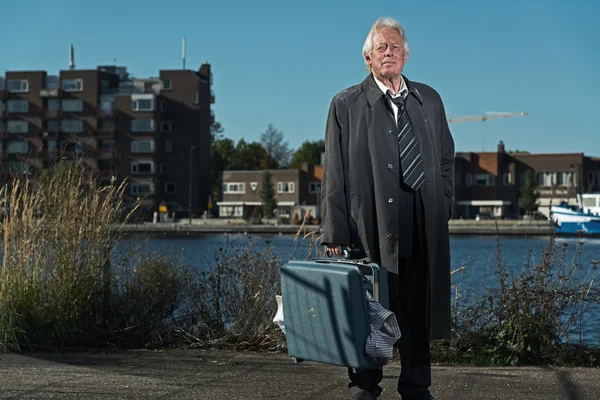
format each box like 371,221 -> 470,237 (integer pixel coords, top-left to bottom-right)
365,27 -> 407,80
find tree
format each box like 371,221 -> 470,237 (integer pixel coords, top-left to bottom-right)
211,136 -> 235,196
261,170 -> 277,218
260,124 -> 292,168
520,169 -> 540,215
229,139 -> 275,170
290,139 -> 325,169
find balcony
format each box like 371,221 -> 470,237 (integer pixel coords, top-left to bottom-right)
39,88 -> 61,97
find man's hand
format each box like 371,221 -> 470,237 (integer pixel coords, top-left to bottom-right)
326,244 -> 344,256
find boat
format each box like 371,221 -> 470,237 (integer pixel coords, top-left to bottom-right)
550,193 -> 600,234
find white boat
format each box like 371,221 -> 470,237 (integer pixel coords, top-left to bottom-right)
551,193 -> 600,234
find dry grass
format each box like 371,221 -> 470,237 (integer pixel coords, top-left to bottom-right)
0,162 -> 186,351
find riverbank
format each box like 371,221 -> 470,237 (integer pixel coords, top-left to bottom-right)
117,219 -> 568,236
1,349 -> 598,399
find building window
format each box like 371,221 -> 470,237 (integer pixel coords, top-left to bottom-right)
502,173 -> 512,186
223,182 -> 245,194
61,99 -> 83,112
131,98 -> 154,111
61,119 -> 84,133
130,161 -> 155,174
165,141 -> 172,152
7,100 -> 28,113
558,172 -> 575,187
161,80 -> 171,90
47,99 -> 60,110
277,182 -> 295,193
7,140 -> 29,154
6,80 -> 28,93
61,79 -> 83,92
160,121 -> 172,133
100,139 -> 114,149
165,182 -> 176,194
45,76 -> 59,90
47,140 -> 57,151
219,206 -> 243,217
131,140 -> 155,153
538,172 -> 556,187
309,182 -> 321,193
588,171 -> 600,186
130,182 -> 155,196
100,100 -> 113,110
46,120 -> 60,132
7,121 -> 28,134
193,92 -> 200,104
466,174 -> 473,186
475,174 -> 494,186
160,101 -> 167,111
131,119 -> 155,132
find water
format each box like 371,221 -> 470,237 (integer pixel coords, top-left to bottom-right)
117,233 -> 600,345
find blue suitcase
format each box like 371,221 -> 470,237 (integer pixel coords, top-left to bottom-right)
280,257 -> 389,369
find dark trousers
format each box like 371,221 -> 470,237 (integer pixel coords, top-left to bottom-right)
348,193 -> 431,398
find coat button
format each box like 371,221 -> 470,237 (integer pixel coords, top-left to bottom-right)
387,164 -> 393,170
388,198 -> 393,203
386,233 -> 393,240
387,130 -> 393,135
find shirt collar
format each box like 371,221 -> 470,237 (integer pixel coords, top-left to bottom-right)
373,74 -> 408,98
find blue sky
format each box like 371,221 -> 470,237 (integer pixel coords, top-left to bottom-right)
1,0 -> 598,156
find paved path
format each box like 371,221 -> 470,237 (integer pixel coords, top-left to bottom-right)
1,349 -> 599,399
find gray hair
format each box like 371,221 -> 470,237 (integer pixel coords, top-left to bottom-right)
362,17 -> 410,72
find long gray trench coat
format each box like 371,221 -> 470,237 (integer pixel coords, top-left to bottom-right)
319,74 -> 455,340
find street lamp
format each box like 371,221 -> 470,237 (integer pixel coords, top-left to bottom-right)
188,145 -> 199,225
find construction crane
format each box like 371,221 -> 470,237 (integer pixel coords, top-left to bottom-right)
447,111 -> 528,151
448,111 -> 528,124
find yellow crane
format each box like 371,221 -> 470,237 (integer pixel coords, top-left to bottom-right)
448,111 -> 528,124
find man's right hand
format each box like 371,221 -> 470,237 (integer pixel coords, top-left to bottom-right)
326,244 -> 344,256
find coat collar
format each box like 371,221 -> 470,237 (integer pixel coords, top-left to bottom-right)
362,73 -> 424,106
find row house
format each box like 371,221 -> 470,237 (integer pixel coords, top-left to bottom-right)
455,140 -> 600,218
217,162 -> 323,220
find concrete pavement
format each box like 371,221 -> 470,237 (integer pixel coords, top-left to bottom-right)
0,349 -> 599,399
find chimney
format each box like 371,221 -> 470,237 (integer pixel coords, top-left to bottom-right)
497,140 -> 505,153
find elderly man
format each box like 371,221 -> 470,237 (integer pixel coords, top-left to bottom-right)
319,17 -> 455,400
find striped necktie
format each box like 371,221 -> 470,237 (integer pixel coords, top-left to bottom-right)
387,90 -> 425,191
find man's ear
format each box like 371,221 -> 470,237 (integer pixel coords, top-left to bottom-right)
364,52 -> 372,66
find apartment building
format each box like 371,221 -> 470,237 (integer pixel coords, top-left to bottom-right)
217,162 -> 322,220
0,62 -> 214,216
455,140 -> 600,218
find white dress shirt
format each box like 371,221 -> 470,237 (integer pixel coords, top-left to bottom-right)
373,75 -> 408,123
